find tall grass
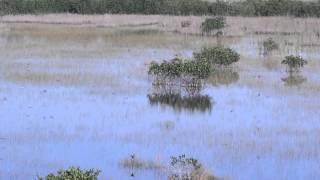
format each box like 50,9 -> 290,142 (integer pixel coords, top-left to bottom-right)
1,0 -> 320,17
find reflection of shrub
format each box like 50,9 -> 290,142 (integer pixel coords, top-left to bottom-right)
194,47 -> 240,66
148,93 -> 212,112
120,155 -> 164,170
263,38 -> 279,51
39,167 -> 100,180
281,55 -> 307,72
201,17 -> 225,34
282,75 -> 307,87
209,68 -> 239,86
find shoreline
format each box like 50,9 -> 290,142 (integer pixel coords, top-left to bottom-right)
1,14 -> 320,37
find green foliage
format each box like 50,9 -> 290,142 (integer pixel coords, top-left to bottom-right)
194,47 -> 240,66
263,38 -> 279,51
201,17 -> 225,34
281,55 -> 307,72
1,0 -> 320,17
39,167 -> 101,180
148,58 -> 211,79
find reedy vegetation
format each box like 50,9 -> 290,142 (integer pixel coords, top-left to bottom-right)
1,0 -> 320,17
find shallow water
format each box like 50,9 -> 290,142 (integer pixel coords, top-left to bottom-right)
0,23 -> 320,180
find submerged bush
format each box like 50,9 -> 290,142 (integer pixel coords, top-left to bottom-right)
281,55 -> 307,72
39,167 -> 100,180
194,47 -> 240,66
263,38 -> 279,52
201,17 -> 225,35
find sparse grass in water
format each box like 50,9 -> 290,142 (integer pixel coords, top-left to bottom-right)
263,38 -> 279,51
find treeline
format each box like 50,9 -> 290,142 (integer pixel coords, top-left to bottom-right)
1,0 -> 320,17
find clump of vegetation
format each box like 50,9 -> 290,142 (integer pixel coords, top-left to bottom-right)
39,167 -> 100,180
194,47 -> 240,66
281,55 -> 307,72
263,38 -> 279,52
201,17 -> 225,35
169,155 -> 216,180
148,58 -> 211,80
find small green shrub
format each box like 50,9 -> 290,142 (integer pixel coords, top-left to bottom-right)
148,58 -> 211,79
194,47 -> 240,66
201,17 -> 225,34
281,55 -> 307,72
39,167 -> 101,180
263,38 -> 279,51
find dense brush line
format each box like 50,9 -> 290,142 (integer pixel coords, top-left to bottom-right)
0,0 -> 320,17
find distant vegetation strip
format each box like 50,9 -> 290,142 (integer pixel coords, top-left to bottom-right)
0,0 -> 320,17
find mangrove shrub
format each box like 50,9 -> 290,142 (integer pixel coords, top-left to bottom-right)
194,47 -> 240,66
148,58 -> 211,79
281,55 -> 307,72
39,167 -> 101,180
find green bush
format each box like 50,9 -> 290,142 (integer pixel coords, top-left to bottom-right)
39,167 -> 101,180
281,55 -> 307,72
148,58 -> 211,79
201,17 -> 225,34
194,47 -> 240,66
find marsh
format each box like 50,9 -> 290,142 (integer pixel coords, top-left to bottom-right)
0,16 -> 319,179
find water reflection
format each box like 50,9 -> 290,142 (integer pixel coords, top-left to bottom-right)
148,93 -> 212,113
148,84 -> 213,113
282,74 -> 307,87
120,154 -> 164,178
208,67 -> 239,86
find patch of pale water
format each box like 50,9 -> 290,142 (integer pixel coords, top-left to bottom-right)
0,23 -> 319,180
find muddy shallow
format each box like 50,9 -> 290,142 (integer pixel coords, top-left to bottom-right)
0,23 -> 320,180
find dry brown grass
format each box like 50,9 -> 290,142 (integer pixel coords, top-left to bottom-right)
1,14 -> 320,37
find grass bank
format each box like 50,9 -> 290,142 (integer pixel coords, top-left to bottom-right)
1,14 -> 320,37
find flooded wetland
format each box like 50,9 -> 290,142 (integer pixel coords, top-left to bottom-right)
0,16 -> 320,179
